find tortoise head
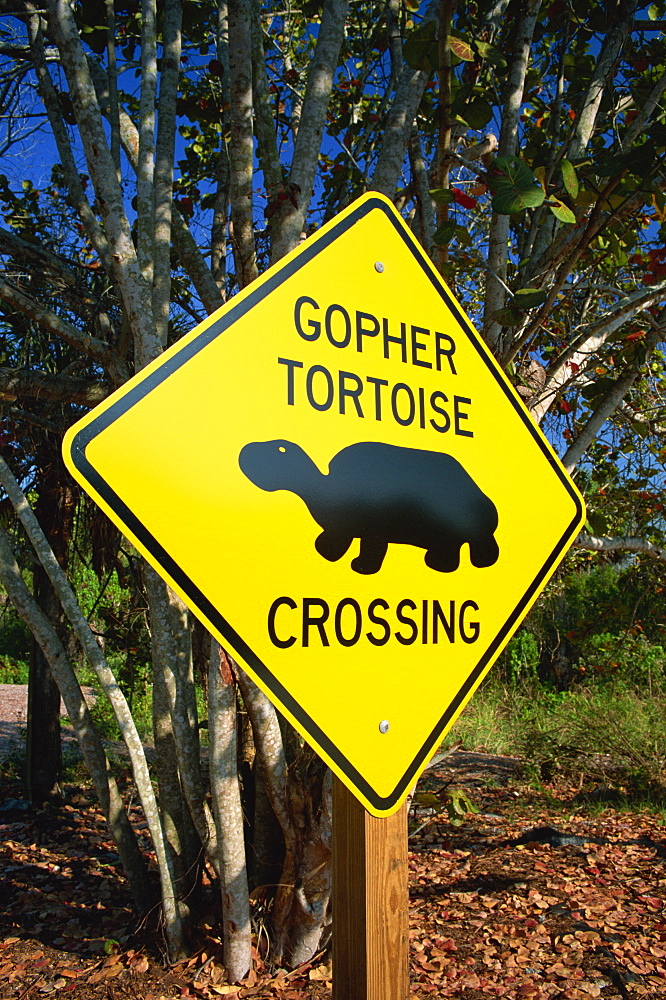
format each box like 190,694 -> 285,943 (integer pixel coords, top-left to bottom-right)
239,440 -> 314,492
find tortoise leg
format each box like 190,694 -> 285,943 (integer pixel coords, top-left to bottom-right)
469,534 -> 500,568
351,537 -> 388,574
425,543 -> 460,573
315,529 -> 352,562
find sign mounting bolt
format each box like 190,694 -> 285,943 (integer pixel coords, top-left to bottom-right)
374,261 -> 385,273
379,720 -> 390,734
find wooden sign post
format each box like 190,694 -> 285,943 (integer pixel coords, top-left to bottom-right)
332,776 -> 409,1000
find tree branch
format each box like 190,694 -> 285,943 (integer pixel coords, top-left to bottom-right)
409,131 -> 435,253
0,277 -> 125,380
0,367 -> 109,406
232,659 -> 293,840
228,0 -> 258,287
209,640 -> 251,983
623,68 -> 666,148
144,566 -> 220,877
211,0 -> 231,293
25,3 -> 114,278
136,0 -> 158,285
47,0 -> 160,369
0,226 -> 78,288
105,0 -> 120,172
252,0 -> 282,205
482,0 -> 542,351
575,532 -> 666,562
433,0 -> 456,270
152,0 -> 182,344
271,0 -> 348,260
560,328 -> 663,473
93,75 -> 224,314
529,282 -> 666,423
568,0 -> 638,161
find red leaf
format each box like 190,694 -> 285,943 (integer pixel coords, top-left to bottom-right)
452,187 -> 478,209
648,246 -> 666,262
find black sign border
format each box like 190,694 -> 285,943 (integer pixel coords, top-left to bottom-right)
68,196 -> 585,812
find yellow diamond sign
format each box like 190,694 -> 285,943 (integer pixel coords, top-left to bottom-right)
63,193 -> 585,816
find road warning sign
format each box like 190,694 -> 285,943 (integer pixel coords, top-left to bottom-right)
63,192 -> 585,816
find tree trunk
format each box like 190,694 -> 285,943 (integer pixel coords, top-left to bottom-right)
27,566 -> 62,804
270,754 -> 332,967
209,642 -> 251,982
233,663 -> 331,966
26,452 -> 75,804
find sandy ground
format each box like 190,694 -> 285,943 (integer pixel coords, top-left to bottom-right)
0,684 -> 83,760
0,684 -> 32,759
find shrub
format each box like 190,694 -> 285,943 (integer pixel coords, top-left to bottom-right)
0,658 -> 29,684
506,630 -> 540,683
578,631 -> 665,691
0,604 -> 31,680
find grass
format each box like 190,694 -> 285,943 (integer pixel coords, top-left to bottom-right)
444,674 -> 666,802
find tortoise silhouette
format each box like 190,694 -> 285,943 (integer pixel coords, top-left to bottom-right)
238,440 -> 499,575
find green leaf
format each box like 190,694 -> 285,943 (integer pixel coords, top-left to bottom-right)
433,220 -> 457,245
597,150 -> 634,176
448,35 -> 474,61
457,790 -> 479,814
403,21 -> 438,72
489,155 -> 546,214
575,185 -> 597,208
511,287 -> 548,310
561,159 -> 579,200
458,96 -> 493,130
452,223 -> 472,247
607,232 -> 628,266
446,788 -> 479,820
491,185 -> 545,213
582,376 -> 613,400
433,221 -> 472,247
429,188 -> 454,206
649,3 -> 659,18
586,511 -> 608,535
473,39 -> 507,68
548,197 -> 576,224
492,307 -> 523,326
414,792 -> 442,810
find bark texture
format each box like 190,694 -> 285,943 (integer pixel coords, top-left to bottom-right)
209,643 -> 251,982
270,0 -> 348,261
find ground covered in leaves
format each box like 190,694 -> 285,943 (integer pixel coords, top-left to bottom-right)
0,753 -> 665,999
